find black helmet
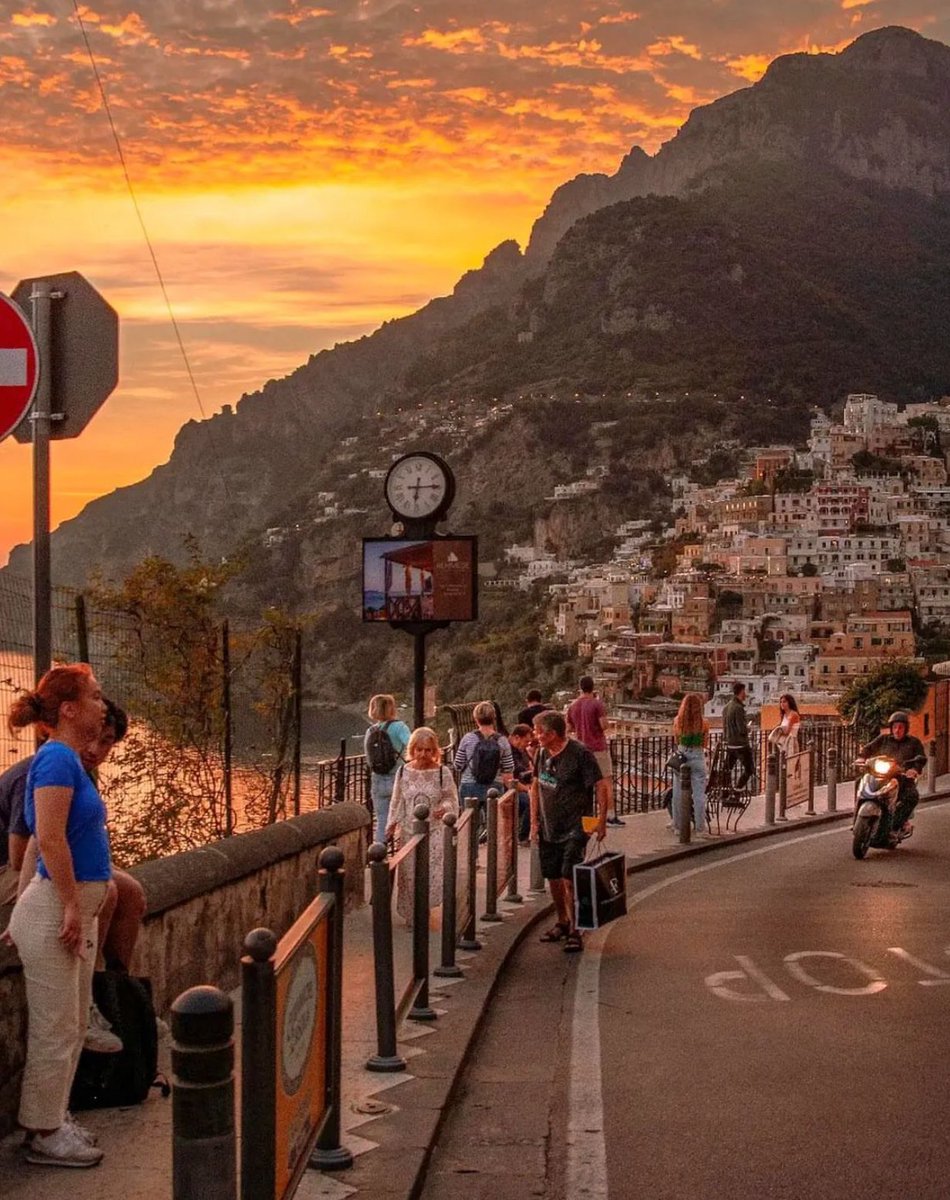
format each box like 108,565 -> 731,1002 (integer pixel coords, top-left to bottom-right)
888,710 -> 910,728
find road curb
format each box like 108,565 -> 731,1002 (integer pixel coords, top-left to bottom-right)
337,788 -> 950,1199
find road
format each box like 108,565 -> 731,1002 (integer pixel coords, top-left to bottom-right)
422,802 -> 950,1199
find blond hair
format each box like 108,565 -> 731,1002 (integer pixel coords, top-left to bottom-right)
368,693 -> 397,722
408,726 -> 440,759
472,701 -> 496,727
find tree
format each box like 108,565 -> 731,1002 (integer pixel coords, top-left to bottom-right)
839,661 -> 929,737
800,561 -> 819,577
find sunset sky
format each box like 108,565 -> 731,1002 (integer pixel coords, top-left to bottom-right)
1,1 -> 948,565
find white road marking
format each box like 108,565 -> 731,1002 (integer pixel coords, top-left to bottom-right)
784,951 -> 887,995
888,946 -> 950,985
566,823 -> 863,1199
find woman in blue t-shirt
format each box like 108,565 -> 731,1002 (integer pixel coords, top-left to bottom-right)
7,664 -> 110,1169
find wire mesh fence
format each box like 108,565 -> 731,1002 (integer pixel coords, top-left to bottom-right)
0,573 -> 322,866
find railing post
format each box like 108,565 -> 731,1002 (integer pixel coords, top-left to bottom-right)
677,764 -> 691,844
826,746 -> 838,813
928,738 -> 937,795
75,593 -> 90,663
806,748 -> 815,815
292,628 -> 303,817
435,814 -> 464,978
408,804 -> 437,1022
222,620 -> 233,838
311,846 -> 353,1170
505,791 -> 523,904
172,986 -> 236,1200
240,930 -> 277,1200
777,751 -> 788,821
481,788 -> 503,922
365,843 -> 407,1071
334,738 -> 347,804
764,749 -> 778,826
529,843 -> 545,893
458,799 -> 482,951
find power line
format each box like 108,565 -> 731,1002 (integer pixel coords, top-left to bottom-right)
69,0 -> 232,502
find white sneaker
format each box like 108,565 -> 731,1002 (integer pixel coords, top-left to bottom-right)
23,1123 -> 104,1168
66,1112 -> 98,1146
83,1003 -> 122,1054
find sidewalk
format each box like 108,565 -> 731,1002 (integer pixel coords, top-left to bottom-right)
1,774 -> 943,1199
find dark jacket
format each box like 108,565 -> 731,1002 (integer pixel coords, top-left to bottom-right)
859,733 -> 927,774
722,698 -> 750,748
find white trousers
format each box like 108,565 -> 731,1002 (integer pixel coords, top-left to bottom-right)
9,876 -> 107,1130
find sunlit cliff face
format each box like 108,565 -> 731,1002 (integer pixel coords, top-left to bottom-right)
1,1 -> 947,560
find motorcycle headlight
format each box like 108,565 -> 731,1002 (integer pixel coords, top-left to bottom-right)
871,757 -> 892,776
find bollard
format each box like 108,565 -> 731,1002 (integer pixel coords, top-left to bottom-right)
435,814 -> 464,979
240,930 -> 277,1200
928,739 -> 937,795
528,841 -> 545,894
826,746 -> 838,813
677,764 -> 691,844
764,749 -> 777,826
777,752 -> 788,821
408,804 -> 437,1021
365,843 -> 407,1071
806,748 -> 815,815
505,791 -> 523,904
481,788 -> 503,922
172,986 -> 236,1200
458,799 -> 482,951
311,846 -> 354,1170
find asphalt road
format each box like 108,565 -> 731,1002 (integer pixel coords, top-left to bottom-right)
422,802 -> 950,1200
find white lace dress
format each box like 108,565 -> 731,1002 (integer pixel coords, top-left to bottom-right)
388,764 -> 459,923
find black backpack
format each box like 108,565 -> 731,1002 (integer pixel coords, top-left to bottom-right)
470,733 -> 502,784
70,970 -> 167,1110
366,721 -> 399,775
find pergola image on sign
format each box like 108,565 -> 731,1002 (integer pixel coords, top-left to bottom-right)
362,537 -> 477,623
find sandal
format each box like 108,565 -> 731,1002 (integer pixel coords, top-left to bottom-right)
539,922 -> 569,943
563,930 -> 584,953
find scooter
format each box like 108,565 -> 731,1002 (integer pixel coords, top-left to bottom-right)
851,757 -> 914,860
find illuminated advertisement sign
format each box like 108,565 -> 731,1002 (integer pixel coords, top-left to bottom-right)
362,536 -> 478,624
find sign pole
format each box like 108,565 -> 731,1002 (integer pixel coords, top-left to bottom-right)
413,629 -> 428,729
30,280 -> 54,679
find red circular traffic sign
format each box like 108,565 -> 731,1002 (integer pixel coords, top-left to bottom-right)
0,291 -> 39,443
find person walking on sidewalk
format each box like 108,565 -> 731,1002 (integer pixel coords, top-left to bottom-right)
531,710 -> 608,954
7,664 -> 110,1169
386,727 -> 459,927
364,694 -> 411,843
671,693 -> 711,838
454,701 -> 514,827
566,675 -> 624,827
722,682 -> 755,792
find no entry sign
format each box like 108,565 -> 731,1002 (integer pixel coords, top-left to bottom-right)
0,291 -> 39,443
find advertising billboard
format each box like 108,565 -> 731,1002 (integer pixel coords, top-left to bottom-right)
363,536 -> 478,623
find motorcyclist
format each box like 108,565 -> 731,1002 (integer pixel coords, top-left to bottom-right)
859,710 -> 927,843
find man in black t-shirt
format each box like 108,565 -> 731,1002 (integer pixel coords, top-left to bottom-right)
518,689 -> 550,728
530,710 -> 608,952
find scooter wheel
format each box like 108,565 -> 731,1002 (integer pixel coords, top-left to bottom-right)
852,815 -> 873,860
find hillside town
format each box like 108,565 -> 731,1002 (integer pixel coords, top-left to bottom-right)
492,394 -> 950,730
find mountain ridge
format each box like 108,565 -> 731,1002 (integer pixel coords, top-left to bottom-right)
5,24 -> 950,594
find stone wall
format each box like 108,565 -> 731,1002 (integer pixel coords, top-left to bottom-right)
0,802 -> 370,1137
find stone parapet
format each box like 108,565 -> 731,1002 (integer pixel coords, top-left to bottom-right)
0,802 -> 369,1137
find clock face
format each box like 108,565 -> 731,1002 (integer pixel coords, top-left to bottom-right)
384,453 -> 452,519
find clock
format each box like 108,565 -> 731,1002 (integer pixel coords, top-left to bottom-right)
384,452 -> 455,522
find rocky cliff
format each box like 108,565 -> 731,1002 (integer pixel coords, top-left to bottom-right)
524,26 -> 950,266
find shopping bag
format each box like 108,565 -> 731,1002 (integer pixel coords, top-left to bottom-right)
573,850 -> 627,932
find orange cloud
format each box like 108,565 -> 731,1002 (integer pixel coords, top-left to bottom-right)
12,10 -> 57,27
725,52 -> 771,81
